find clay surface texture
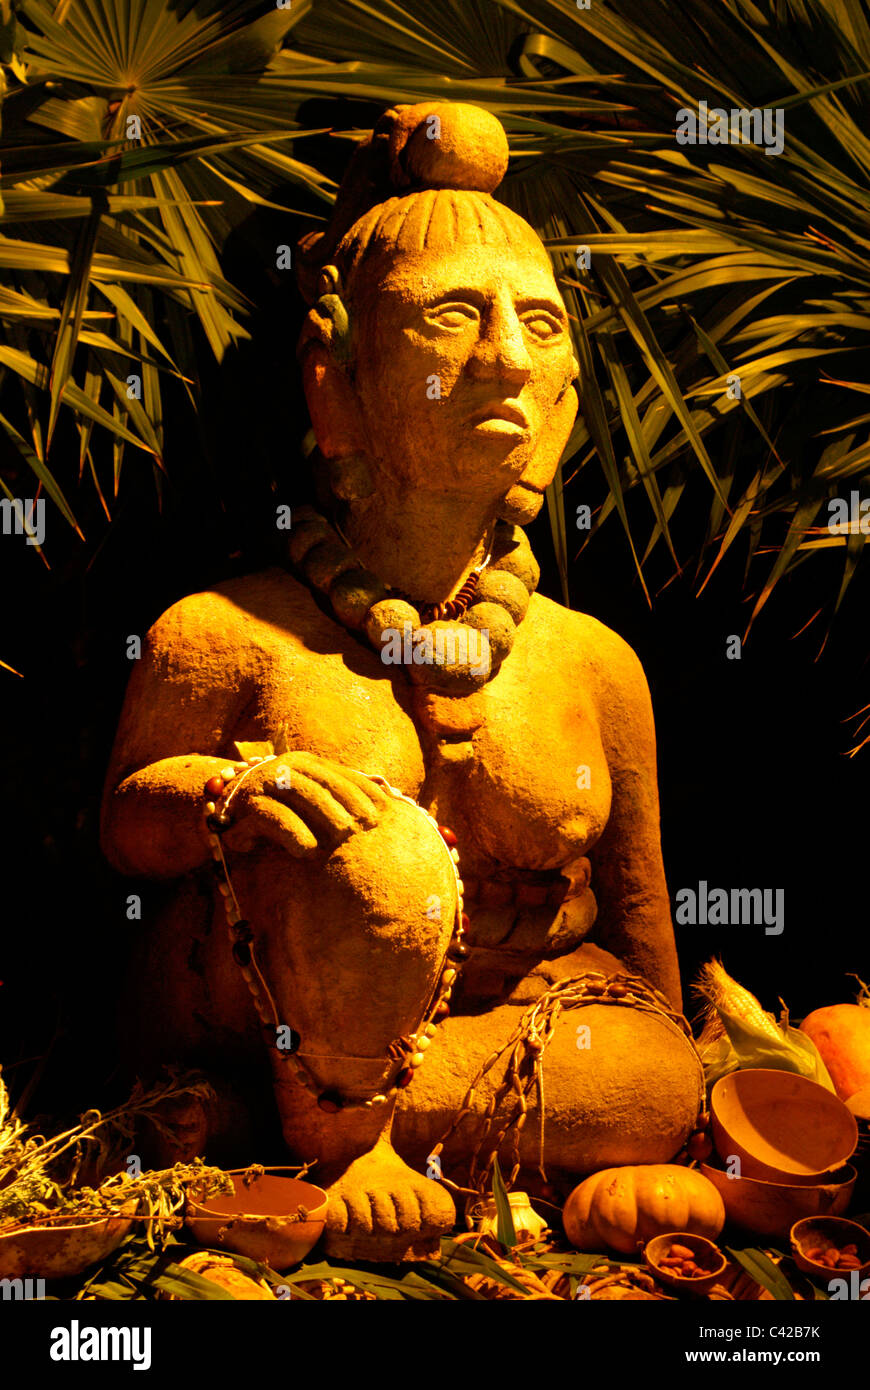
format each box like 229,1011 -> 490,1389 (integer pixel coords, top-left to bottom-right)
102,102 -> 702,1262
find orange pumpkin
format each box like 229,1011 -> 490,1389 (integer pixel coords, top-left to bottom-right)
799,1005 -> 870,1101
563,1165 -> 726,1254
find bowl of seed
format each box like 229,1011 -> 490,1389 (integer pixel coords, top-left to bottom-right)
643,1232 -> 728,1295
789,1215 -> 870,1282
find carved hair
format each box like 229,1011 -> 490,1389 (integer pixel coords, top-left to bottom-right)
335,189 -> 531,289
296,101 -> 525,306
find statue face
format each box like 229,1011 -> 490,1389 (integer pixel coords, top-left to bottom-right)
348,241 -> 578,502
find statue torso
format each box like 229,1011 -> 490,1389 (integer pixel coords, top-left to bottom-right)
196,567 -> 612,883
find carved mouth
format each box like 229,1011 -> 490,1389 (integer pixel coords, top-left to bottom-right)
468,401 -> 530,433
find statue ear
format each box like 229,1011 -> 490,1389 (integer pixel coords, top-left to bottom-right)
298,265 -> 370,473
297,264 -> 353,366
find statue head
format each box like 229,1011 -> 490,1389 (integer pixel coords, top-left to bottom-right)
297,102 -> 579,526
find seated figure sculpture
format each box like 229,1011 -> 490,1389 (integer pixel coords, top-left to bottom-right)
101,102 -> 704,1261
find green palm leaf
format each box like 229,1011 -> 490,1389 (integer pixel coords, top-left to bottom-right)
0,0 -> 868,679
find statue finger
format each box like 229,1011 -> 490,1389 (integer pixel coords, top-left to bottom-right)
288,753 -> 390,814
222,797 -> 319,858
282,760 -> 383,826
271,770 -> 357,840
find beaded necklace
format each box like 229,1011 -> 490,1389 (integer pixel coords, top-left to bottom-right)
202,757 -> 471,1113
286,507 -> 541,693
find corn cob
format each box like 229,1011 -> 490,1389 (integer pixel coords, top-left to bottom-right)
695,959 -> 782,1040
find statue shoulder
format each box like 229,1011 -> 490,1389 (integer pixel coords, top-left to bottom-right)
532,594 -> 653,714
145,568 -> 314,667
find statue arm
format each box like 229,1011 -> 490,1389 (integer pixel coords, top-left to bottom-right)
100,594 -> 255,880
585,624 -> 682,1011
101,590 -> 392,880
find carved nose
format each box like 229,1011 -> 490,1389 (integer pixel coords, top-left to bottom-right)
467,307 -> 533,386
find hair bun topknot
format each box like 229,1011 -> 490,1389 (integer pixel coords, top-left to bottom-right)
382,102 -> 509,194
295,101 -> 511,304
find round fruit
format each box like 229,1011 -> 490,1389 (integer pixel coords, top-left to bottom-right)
799,1004 -> 870,1101
563,1164 -> 725,1254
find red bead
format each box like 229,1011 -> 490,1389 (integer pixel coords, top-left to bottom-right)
687,1132 -> 713,1161
205,776 -> 225,796
317,1091 -> 343,1113
232,941 -> 251,967
397,1068 -> 414,1088
438,825 -> 458,847
447,941 -> 469,961
434,1002 -> 450,1021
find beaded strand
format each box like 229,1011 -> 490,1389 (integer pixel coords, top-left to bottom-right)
202,760 -> 471,1113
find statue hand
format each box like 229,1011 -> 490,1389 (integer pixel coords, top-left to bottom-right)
218,751 -> 391,858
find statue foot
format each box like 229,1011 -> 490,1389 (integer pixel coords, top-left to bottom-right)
321,1138 -> 456,1262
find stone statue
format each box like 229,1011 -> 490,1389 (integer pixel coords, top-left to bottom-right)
101,102 -> 704,1262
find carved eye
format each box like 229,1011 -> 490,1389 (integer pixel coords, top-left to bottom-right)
427,302 -> 480,330
521,311 -> 563,341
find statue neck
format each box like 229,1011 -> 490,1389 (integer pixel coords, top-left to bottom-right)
341,490 -> 497,602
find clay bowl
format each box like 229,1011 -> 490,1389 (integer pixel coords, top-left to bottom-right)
790,1215 -> 870,1281
846,1089 -> 870,1169
186,1169 -> 328,1271
711,1069 -> 858,1184
643,1232 -> 727,1296
0,1202 -> 137,1280
700,1159 -> 857,1240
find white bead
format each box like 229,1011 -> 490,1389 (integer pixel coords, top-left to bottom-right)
204,801 -> 216,815
417,1035 -> 430,1051
220,767 -> 236,781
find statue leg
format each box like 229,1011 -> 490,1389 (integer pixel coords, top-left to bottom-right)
393,945 -> 704,1190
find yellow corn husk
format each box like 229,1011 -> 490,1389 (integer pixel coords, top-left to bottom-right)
698,960 -> 782,1039
694,959 -> 835,1090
